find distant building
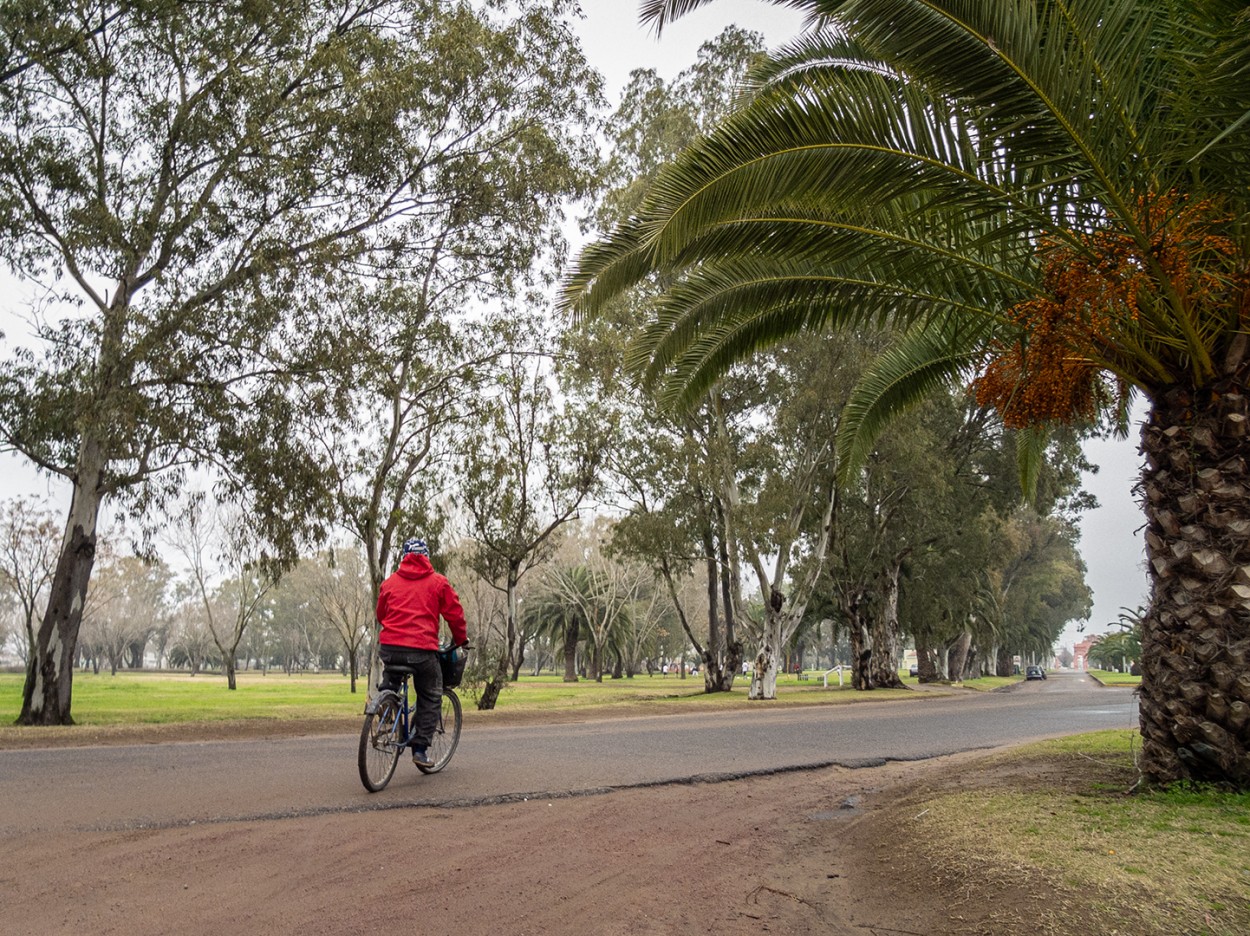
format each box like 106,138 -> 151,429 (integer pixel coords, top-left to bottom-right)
1073,635 -> 1102,671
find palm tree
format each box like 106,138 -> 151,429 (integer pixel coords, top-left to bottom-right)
565,1 -> 1250,786
522,590 -> 585,682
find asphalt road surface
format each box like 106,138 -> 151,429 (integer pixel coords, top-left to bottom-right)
0,670 -> 1137,837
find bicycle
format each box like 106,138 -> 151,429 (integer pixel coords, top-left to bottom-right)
358,645 -> 466,793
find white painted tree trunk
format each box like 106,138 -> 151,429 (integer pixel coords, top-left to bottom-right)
748,615 -> 783,699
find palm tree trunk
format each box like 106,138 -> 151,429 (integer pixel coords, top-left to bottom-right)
1138,364 -> 1250,787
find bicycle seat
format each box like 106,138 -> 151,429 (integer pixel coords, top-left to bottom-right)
382,664 -> 420,676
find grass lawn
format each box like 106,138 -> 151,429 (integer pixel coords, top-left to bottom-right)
0,667 -> 919,729
901,730 -> 1250,935
0,670 -> 368,725
1089,669 -> 1142,687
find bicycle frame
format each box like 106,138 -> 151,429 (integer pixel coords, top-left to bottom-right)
360,667 -> 462,791
371,675 -> 447,749
367,681 -> 413,751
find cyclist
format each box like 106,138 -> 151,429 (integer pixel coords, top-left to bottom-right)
375,537 -> 468,768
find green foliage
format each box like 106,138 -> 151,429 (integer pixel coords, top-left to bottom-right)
1088,631 -> 1143,671
459,315 -> 608,583
1,0 -> 603,721
569,0 -> 1249,464
0,0 -> 602,550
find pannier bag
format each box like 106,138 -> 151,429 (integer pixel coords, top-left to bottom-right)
439,645 -> 468,688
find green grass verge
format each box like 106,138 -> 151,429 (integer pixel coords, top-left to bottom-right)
0,670 -> 368,725
1089,669 -> 1142,686
904,730 -> 1250,935
0,668 -> 920,728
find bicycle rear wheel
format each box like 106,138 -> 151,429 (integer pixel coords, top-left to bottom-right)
417,689 -> 462,774
358,695 -> 402,792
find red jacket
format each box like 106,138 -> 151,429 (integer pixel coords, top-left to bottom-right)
376,554 -> 468,651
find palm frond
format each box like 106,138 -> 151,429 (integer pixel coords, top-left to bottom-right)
638,0 -> 830,37
568,0 -> 1249,445
1015,424 -> 1049,505
834,317 -> 991,480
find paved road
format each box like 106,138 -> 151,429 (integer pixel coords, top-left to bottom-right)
0,670 -> 1136,836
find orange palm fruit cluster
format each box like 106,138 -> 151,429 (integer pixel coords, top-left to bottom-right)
972,193 -> 1242,428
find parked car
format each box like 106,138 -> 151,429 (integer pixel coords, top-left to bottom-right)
908,664 -> 919,677
1025,665 -> 1047,680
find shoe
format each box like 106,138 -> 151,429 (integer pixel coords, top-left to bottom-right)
412,747 -> 434,768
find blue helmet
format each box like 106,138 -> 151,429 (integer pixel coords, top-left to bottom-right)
402,537 -> 429,557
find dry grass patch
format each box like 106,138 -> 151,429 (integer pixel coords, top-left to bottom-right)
882,731 -> 1250,936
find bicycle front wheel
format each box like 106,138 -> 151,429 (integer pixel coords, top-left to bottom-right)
358,695 -> 402,792
418,689 -> 462,774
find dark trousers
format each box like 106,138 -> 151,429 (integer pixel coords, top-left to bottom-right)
378,647 -> 443,749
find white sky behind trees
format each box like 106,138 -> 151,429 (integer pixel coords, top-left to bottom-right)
0,0 -> 1147,651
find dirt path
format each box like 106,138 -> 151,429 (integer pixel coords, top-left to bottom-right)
5,735 -> 1069,936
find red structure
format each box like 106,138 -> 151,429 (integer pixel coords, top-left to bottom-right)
1073,635 -> 1102,671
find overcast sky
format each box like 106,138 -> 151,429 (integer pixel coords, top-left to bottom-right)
0,0 -> 1148,650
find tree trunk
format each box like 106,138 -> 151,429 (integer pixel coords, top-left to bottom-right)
1137,363 -> 1250,787
17,441 -> 107,726
842,590 -> 873,690
478,567 -> 522,711
869,562 -> 905,689
590,642 -> 603,682
716,520 -> 742,691
964,644 -> 982,680
477,651 -> 509,710
748,587 -> 787,699
947,631 -> 972,683
748,614 -> 780,700
995,645 -> 1014,678
915,630 -> 940,683
562,622 -> 579,682
510,637 -> 525,681
701,527 -> 725,691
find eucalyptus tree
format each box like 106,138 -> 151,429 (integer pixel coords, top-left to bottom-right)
0,498 -> 59,681
309,545 -> 374,692
825,404 -> 946,690
304,5 -> 601,608
172,495 -> 280,690
459,316 -> 607,710
600,415 -> 735,686
567,27 -> 767,692
569,0 -> 1249,786
726,336 -> 859,699
988,509 -> 1091,670
0,0 -> 599,726
79,552 -> 172,675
